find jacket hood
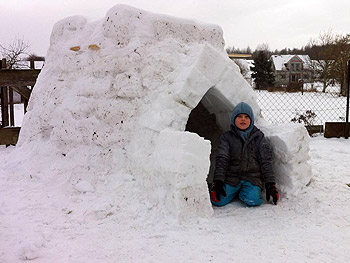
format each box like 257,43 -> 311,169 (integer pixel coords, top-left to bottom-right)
231,102 -> 254,140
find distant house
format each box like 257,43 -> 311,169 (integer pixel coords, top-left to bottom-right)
271,55 -> 313,86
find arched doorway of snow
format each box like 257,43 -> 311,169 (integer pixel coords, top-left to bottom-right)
147,85 -> 243,223
185,87 -> 234,187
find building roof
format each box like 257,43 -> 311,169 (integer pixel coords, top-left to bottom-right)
271,55 -> 311,71
228,53 -> 252,59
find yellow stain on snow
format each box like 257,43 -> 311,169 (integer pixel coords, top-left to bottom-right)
70,46 -> 81,51
88,44 -> 100,50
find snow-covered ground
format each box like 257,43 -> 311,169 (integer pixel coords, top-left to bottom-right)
1,135 -> 350,262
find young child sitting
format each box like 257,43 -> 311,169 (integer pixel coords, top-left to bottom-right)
210,102 -> 279,206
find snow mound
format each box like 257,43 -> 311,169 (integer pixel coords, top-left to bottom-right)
18,234 -> 44,261
12,4 -> 311,227
259,122 -> 312,197
75,180 -> 95,193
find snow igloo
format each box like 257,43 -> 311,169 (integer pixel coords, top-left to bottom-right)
16,5 -> 312,222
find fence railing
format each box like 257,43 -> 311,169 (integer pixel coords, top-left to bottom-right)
0,58 -> 41,145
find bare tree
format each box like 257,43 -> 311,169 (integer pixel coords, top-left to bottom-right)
309,31 -> 350,96
255,43 -> 270,52
331,34 -> 350,96
306,31 -> 336,93
0,36 -> 30,69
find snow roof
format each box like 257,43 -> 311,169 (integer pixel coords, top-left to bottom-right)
271,55 -> 311,71
233,58 -> 254,69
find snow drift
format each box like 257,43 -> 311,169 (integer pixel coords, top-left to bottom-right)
14,4 -> 311,223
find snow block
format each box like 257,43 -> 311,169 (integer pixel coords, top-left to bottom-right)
153,130 -> 211,186
259,122 -> 313,197
152,130 -> 213,221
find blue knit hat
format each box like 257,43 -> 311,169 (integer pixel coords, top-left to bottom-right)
231,102 -> 254,140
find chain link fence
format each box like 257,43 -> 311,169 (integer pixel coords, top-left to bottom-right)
255,83 -> 347,128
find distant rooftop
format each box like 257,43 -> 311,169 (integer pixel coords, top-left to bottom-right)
228,54 -> 252,59
271,55 -> 311,71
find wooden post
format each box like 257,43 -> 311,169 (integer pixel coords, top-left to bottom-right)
1,58 -> 3,127
1,59 -> 9,128
26,59 -> 33,114
1,87 -> 9,127
24,98 -> 28,114
29,60 -> 34,114
9,88 -> 15,126
0,88 -> 4,128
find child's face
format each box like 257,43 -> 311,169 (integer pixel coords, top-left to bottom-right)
235,114 -> 251,130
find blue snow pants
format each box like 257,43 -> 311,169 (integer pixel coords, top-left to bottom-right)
211,180 -> 263,207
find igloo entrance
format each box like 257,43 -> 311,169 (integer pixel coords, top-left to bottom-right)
185,100 -> 222,186
185,87 -> 235,186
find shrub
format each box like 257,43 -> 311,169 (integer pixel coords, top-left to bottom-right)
291,110 -> 317,127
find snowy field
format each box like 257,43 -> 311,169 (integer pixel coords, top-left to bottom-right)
1,127 -> 350,262
256,83 -> 347,125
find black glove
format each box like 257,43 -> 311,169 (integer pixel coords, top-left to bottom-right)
266,182 -> 279,205
210,180 -> 226,202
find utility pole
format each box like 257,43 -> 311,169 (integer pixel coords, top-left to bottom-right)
345,60 -> 350,139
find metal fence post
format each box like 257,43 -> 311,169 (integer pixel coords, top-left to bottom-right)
345,60 -> 350,139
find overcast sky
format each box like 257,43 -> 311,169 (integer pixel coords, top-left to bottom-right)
1,0 -> 350,56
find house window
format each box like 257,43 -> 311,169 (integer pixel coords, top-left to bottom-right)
291,74 -> 296,82
290,74 -> 301,82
